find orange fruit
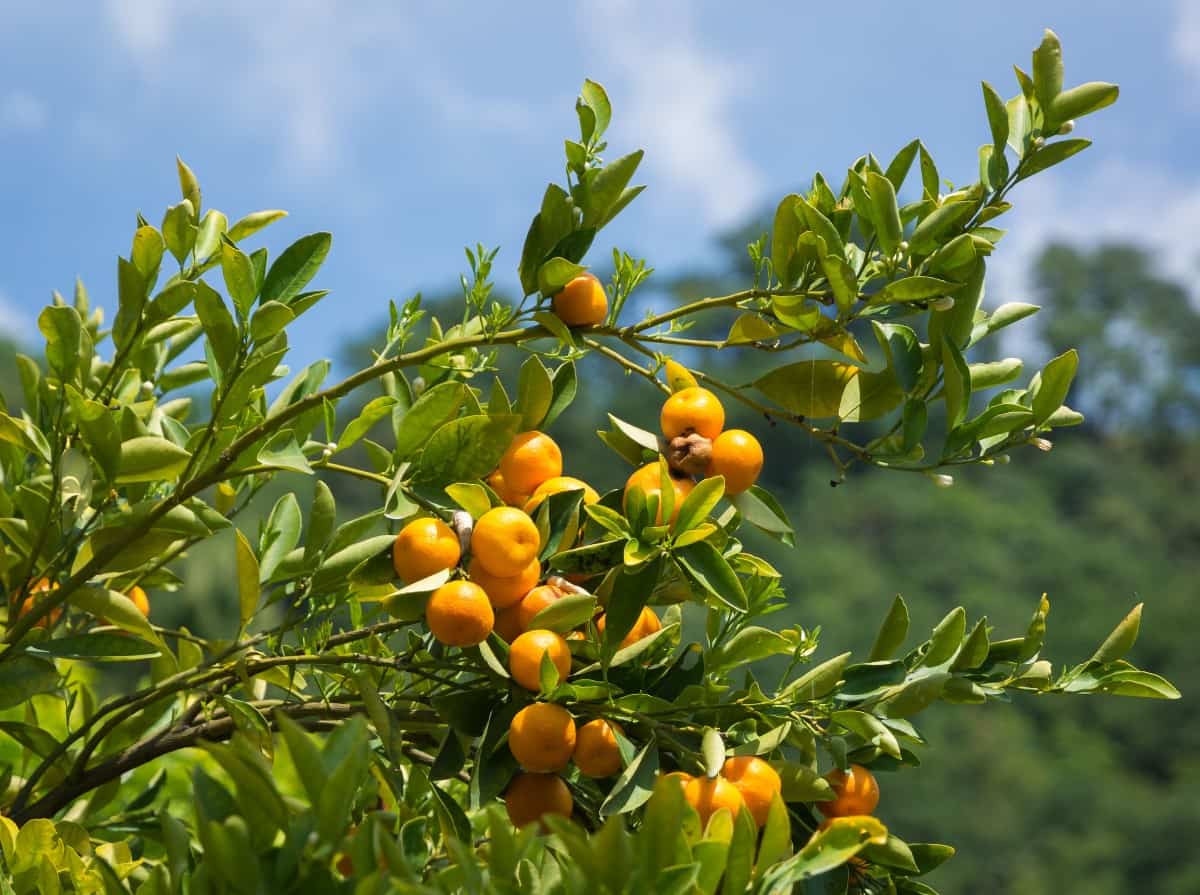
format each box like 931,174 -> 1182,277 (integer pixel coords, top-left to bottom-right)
487,469 -> 529,507
684,775 -> 745,826
16,578 -> 61,629
424,580 -> 494,647
818,764 -> 880,818
663,770 -> 693,792
509,629 -> 572,691
623,463 -> 696,525
127,585 -> 151,617
706,429 -> 763,496
392,517 -> 461,584
552,273 -> 608,327
469,556 -> 540,610
516,584 -> 566,633
573,719 -> 624,778
721,756 -> 782,827
505,772 -> 573,831
498,431 -> 563,497
597,606 -> 661,650
661,387 -> 725,440
524,477 -> 600,514
508,702 -> 577,772
472,507 -> 541,577
494,605 -> 524,643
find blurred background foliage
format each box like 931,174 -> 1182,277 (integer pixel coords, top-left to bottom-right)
4,221 -> 1194,892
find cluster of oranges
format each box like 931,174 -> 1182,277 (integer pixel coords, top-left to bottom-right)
623,385 -> 764,526
386,340 -> 778,833
13,578 -> 151,629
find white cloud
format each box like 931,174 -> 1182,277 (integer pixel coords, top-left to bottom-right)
103,0 -> 172,61
1171,0 -> 1200,89
0,290 -> 34,336
577,0 -> 763,229
988,158 -> 1200,311
0,90 -> 48,133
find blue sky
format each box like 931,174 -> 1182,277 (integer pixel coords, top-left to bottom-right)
1,1 -> 1196,367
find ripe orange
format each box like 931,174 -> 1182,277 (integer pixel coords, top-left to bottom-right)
721,756 -> 782,827
623,463 -> 696,525
663,770 -> 693,792
469,556 -> 540,610
424,580 -> 494,647
552,273 -> 608,327
706,429 -> 763,496
494,605 -> 524,643
486,469 -> 528,507
684,775 -> 746,826
509,629 -> 572,691
508,702 -> 577,772
597,606 -> 661,650
516,584 -> 565,633
472,506 -> 541,578
818,764 -> 880,818
127,585 -> 151,617
661,387 -> 725,440
16,578 -> 61,629
505,772 -> 573,831
524,476 -> 600,514
392,517 -> 461,584
573,719 -> 623,778
498,431 -> 563,497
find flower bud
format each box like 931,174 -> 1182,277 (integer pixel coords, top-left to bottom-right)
995,454 -> 1011,465
898,240 -> 909,253
412,376 -> 426,396
1057,120 -> 1075,135
929,296 -> 956,311
1032,437 -> 1053,452
930,473 -> 954,488
1032,136 -> 1045,149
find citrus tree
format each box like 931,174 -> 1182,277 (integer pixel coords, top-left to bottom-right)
0,30 -> 1178,894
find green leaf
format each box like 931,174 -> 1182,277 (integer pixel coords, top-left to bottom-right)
831,710 -> 901,758
1050,82 -> 1119,122
338,396 -> 398,452
909,198 -> 977,254
600,738 -> 659,816
918,143 -> 939,199
969,358 -> 1023,390
415,414 -> 523,486
228,209 -> 288,243
875,276 -> 959,303
38,305 -> 85,382
0,656 -> 59,710
772,195 -> 804,287
884,139 -> 920,191
865,172 -> 902,255
820,254 -> 859,312
676,541 -> 747,611
981,81 -> 1009,148
543,361 -> 578,429
249,301 -> 294,343
1031,29 -> 1064,110
161,200 -> 196,264
260,493 -> 302,582
445,482 -> 492,519
862,835 -> 920,873
673,476 -> 724,535
580,79 -> 612,136
116,436 -> 192,484
729,486 -> 794,545
194,281 -> 239,369
177,156 -> 201,214
941,338 -> 971,430
260,232 -> 332,306
220,240 -> 258,319
256,431 -> 312,474
1031,349 -> 1078,423
114,257 -> 148,351
1097,670 -> 1181,700
527,593 -> 597,633
709,626 -> 791,672
1090,603 -> 1142,665
839,369 -> 903,423
754,360 -> 859,420
25,632 -> 160,662
780,652 -> 850,701
1020,139 -> 1091,178
235,529 -> 260,629
869,595 -> 909,660
581,150 -> 644,229
0,413 -> 51,463
797,195 -> 846,260
517,356 -> 554,429
923,607 -> 967,667
394,381 -> 468,459
537,257 -> 587,297
760,816 -> 887,889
